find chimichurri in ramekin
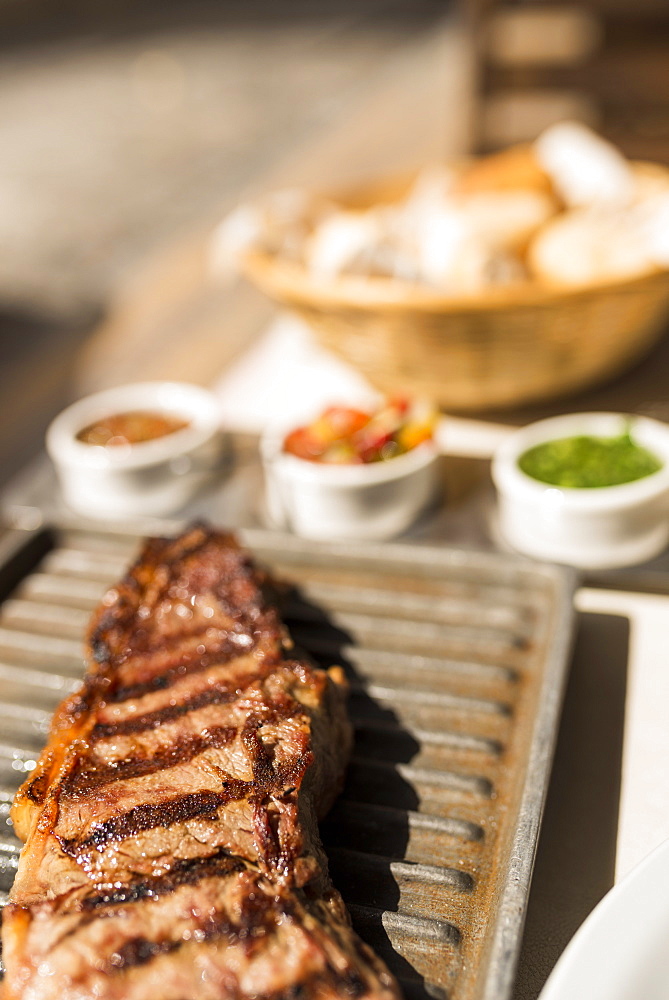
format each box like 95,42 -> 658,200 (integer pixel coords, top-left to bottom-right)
518,430 -> 663,488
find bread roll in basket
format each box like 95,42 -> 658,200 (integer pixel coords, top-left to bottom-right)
225,131 -> 669,412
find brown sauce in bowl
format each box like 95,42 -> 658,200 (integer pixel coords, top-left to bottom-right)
76,411 -> 190,447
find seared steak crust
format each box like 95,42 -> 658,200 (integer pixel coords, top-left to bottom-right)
2,525 -> 400,1000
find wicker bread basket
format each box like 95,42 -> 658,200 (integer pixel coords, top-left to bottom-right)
240,168 -> 669,413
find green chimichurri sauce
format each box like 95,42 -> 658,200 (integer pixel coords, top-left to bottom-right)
518,431 -> 663,488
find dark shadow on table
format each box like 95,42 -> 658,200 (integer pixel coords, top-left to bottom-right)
282,588 -> 426,994
513,610 -> 630,1000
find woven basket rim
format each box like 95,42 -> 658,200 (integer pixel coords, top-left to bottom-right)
242,248 -> 669,314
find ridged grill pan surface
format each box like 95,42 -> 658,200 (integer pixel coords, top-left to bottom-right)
0,524 -> 575,1000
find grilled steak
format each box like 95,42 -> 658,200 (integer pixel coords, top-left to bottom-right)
2,525 -> 400,1000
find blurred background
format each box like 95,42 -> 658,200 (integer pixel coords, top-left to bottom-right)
1,0 -> 669,486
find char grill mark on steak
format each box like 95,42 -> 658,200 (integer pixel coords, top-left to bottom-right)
59,733 -> 314,863
59,790 -> 245,857
61,726 -> 239,796
49,852 -> 247,952
108,640 -> 265,703
89,658 -> 311,740
103,885 -> 297,973
80,850 -> 245,912
103,615 -> 282,705
2,526 -> 400,1000
91,673 -> 263,738
91,682 -> 242,738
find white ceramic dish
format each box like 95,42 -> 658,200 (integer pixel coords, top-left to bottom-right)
539,837 -> 669,1000
491,412 -> 669,569
46,381 -> 224,519
260,425 -> 440,542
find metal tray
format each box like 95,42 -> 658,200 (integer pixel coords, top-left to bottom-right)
0,522 -> 575,1000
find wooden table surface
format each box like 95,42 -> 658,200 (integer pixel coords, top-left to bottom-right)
72,13 -> 473,399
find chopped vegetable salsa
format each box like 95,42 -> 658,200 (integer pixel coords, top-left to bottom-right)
283,398 -> 437,464
77,411 -> 190,447
518,430 -> 662,488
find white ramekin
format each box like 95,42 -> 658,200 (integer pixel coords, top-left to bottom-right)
46,382 -> 224,519
491,412 -> 669,569
260,426 -> 440,542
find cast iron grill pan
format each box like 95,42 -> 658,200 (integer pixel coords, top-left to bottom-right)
0,524 -> 575,1000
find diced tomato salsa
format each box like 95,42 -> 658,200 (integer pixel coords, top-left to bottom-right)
283,398 -> 437,464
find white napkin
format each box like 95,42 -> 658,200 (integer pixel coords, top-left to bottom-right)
213,315 -> 378,433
